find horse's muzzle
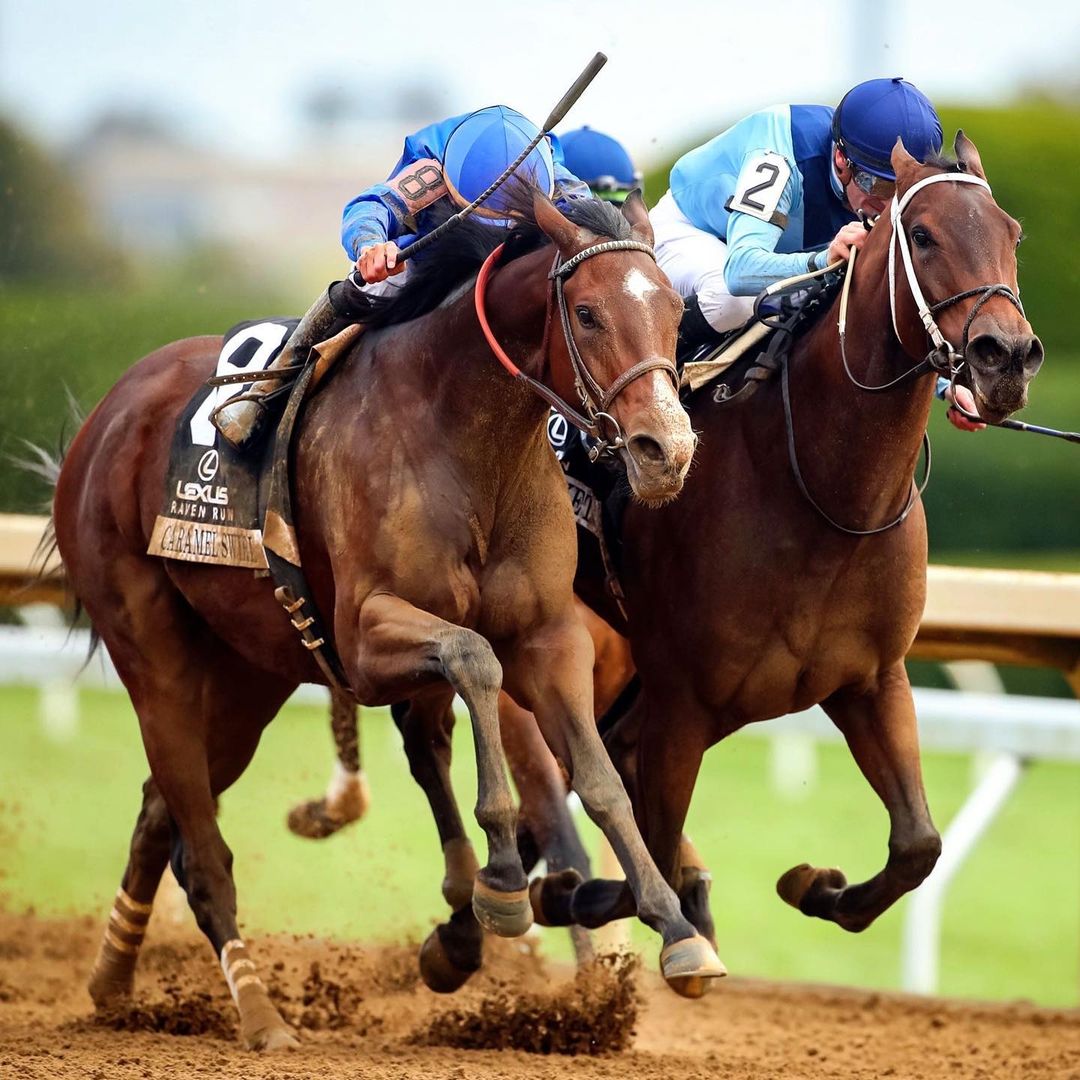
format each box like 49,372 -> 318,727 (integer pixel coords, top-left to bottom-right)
624,429 -> 697,504
966,331 -> 1045,422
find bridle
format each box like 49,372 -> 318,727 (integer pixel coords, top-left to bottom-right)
789,170 -> 1025,536
474,238 -> 680,461
840,171 -> 1025,394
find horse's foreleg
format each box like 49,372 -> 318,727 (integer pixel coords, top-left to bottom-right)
353,593 -> 530,938
286,688 -> 371,839
504,619 -> 725,989
87,777 -> 171,1007
777,661 -> 941,931
392,692 -> 483,993
500,692 -> 594,966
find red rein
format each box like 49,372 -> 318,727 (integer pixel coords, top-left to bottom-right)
473,244 -> 524,379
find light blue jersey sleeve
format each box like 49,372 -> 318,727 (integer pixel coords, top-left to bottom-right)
723,175 -> 830,295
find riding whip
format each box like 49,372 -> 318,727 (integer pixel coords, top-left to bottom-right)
386,52 -> 608,267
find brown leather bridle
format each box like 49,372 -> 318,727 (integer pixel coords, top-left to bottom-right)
474,239 -> 680,461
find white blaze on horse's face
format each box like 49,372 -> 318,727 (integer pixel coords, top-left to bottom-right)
623,267 -> 659,305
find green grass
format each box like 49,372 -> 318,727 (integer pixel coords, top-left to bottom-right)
1,684 -> 1076,1007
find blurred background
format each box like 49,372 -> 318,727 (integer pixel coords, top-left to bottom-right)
0,0 -> 1077,1008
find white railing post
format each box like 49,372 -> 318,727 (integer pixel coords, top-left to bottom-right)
900,751 -> 1024,994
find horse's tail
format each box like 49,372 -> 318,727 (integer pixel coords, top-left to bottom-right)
10,393 -> 102,663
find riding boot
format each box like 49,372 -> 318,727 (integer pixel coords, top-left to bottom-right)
676,293 -> 725,365
211,291 -> 340,451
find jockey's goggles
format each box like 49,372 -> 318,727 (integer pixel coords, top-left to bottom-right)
588,174 -> 635,202
848,160 -> 896,200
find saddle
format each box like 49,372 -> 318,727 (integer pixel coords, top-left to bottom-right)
148,315 -> 363,688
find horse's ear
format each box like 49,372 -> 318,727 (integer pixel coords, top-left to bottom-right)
532,189 -> 588,254
890,136 -> 922,190
621,189 -> 654,246
953,130 -> 987,180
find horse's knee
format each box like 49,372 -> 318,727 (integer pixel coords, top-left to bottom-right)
891,832 -> 942,888
438,628 -> 502,703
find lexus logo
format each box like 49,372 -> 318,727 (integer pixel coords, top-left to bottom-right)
197,449 -> 220,482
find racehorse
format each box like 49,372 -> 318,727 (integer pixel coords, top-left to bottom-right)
376,135 -> 1045,994
51,190 -> 725,1051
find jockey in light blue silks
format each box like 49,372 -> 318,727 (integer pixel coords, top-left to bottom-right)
655,77 -> 942,339
558,125 -> 642,203
655,77 -> 985,430
214,105 -> 590,449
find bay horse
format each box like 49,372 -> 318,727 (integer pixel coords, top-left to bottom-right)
51,191 -> 726,1051
371,135 -> 1044,994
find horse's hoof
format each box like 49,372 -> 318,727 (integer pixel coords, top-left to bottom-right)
472,878 -> 533,938
87,957 -> 135,1008
243,1018 -> 300,1052
776,863 -> 847,915
286,799 -> 349,840
660,934 -> 727,993
418,928 -> 476,994
665,973 -> 716,1000
529,868 -> 583,927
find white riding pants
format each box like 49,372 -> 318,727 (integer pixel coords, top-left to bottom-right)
651,191 -> 756,333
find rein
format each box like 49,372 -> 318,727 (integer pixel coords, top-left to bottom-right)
790,171 -> 1023,536
475,239 -> 680,460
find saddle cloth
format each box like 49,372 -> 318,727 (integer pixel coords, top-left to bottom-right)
146,318 -> 298,570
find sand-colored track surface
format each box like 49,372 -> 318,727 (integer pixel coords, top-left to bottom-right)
0,912 -> 1076,1079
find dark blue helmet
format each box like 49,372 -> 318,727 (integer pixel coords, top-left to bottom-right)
559,125 -> 641,202
831,77 -> 943,180
442,105 -> 555,219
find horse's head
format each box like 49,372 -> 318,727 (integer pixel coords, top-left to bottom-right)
532,191 -> 695,504
890,134 -> 1044,423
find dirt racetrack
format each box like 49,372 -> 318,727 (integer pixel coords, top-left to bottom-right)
0,911 -> 1076,1080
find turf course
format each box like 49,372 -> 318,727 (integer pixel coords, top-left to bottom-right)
1,684 -> 1076,1007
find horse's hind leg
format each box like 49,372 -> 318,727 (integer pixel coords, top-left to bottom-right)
88,566 -> 298,1049
88,777 -> 171,1006
352,593 -> 530,938
777,661 -> 941,931
286,688 -> 371,839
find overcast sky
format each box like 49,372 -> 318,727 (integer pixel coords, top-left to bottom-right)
2,0 -> 1077,170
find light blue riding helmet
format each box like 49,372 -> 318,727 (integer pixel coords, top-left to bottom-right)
559,125 -> 641,202
442,105 -> 556,220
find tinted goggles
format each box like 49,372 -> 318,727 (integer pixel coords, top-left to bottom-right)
848,161 -> 896,200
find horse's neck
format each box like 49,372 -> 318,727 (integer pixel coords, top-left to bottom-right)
420,245 -> 554,480
791,244 -> 935,521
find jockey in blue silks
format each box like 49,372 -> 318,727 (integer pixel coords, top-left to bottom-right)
215,105 -> 591,449
654,77 -> 984,430
558,125 -> 642,204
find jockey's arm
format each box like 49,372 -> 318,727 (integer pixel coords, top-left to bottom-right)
723,204 -> 831,296
341,186 -> 406,264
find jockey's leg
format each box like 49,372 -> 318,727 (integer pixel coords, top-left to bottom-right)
651,190 -> 756,354
212,289 -> 341,450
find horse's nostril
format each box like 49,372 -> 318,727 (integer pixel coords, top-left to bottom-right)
1024,335 -> 1045,375
627,433 -> 666,467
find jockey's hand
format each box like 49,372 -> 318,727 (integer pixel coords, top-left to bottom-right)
356,242 -> 405,284
827,221 -> 870,264
945,383 -> 987,432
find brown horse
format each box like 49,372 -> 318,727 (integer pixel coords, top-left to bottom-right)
52,191 -> 726,1051
374,135 -> 1044,994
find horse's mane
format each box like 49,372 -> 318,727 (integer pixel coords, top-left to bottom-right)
922,152 -> 964,174
358,185 -> 631,331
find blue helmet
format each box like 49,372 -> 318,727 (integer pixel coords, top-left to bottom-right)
442,105 -> 555,219
559,125 -> 641,202
831,77 -> 943,179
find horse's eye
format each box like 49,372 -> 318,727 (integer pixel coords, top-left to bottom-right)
910,226 -> 932,248
575,305 -> 597,329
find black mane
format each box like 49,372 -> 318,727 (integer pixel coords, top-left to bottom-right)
923,152 -> 964,174
358,186 -> 631,331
